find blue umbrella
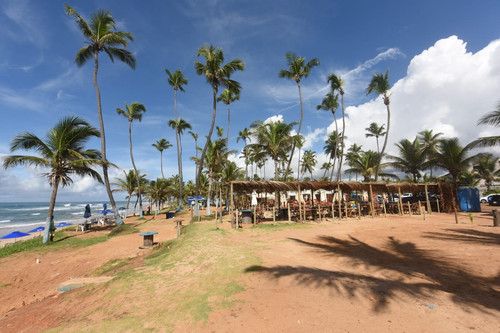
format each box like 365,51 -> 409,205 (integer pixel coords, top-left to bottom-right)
55,222 -> 73,228
1,231 -> 31,241
101,209 -> 113,215
28,226 -> 45,233
83,204 -> 91,219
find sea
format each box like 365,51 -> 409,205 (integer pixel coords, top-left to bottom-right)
0,201 -> 129,238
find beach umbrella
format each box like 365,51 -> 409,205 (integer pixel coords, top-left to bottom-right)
83,204 -> 91,218
1,231 -> 31,241
28,227 -> 45,233
55,222 -> 73,228
101,209 -> 113,215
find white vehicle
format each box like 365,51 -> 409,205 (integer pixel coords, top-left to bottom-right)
480,194 -> 495,203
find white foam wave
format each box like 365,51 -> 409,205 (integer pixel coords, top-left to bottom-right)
0,220 -> 12,223
31,213 -> 41,216
0,222 -> 45,229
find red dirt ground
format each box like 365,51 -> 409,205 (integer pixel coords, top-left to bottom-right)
1,206 -> 499,332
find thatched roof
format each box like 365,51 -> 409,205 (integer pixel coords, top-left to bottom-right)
230,180 -> 443,194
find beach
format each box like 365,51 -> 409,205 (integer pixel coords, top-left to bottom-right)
0,207 -> 499,332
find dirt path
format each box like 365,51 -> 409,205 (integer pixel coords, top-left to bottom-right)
0,209 -> 499,332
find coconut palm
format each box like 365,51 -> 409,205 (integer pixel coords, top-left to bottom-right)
237,127 -> 252,145
388,138 -> 428,182
168,118 -> 192,207
417,129 -> 443,178
112,169 -> 137,216
468,103 -> 500,148
366,69 -> 391,181
3,116 -> 102,243
472,153 -> 500,191
279,52 -> 320,179
300,150 -> 317,180
193,44 -> 244,216
165,69 -> 188,205
189,131 -> 198,160
65,5 -> 135,224
217,88 -> 240,147
365,122 -> 386,154
328,73 -> 346,180
320,161 -> 332,179
116,102 -> 146,218
324,131 -> 343,181
152,139 -> 172,178
317,92 -> 340,178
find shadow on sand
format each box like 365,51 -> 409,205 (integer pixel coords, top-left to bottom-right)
245,234 -> 500,313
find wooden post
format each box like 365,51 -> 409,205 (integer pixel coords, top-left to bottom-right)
407,202 -> 412,216
337,186 -> 342,220
398,188 -> 403,216
288,203 -> 291,223
383,201 -> 387,217
318,204 -> 322,222
331,203 -> 335,222
419,200 -> 425,220
369,184 -> 375,219
253,205 -> 256,225
298,185 -> 303,224
344,203 -> 348,220
436,198 -> 440,213
230,183 -> 234,226
273,206 -> 276,225
357,202 -> 361,220
235,208 -> 239,229
424,183 -> 431,214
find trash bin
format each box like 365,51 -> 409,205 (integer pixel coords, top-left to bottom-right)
493,209 -> 500,227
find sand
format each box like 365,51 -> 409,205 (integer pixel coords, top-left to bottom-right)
0,206 -> 499,332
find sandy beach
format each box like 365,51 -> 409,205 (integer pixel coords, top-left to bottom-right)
0,206 -> 499,332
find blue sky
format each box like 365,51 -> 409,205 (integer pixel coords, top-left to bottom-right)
1,0 -> 499,202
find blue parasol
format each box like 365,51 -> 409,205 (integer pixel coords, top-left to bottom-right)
1,231 -> 31,240
83,204 -> 91,218
28,226 -> 45,233
55,222 -> 73,228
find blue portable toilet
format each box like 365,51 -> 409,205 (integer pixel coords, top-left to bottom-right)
457,187 -> 481,212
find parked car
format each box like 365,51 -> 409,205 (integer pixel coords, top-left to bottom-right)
480,194 -> 495,203
489,194 -> 500,206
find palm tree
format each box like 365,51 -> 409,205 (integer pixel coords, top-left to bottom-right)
3,116 -> 102,243
189,131 -> 198,160
366,69 -> 391,181
165,69 -> 188,206
251,120 -> 297,180
472,153 -> 500,191
345,143 -> 363,181
217,88 -> 240,147
365,122 -> 386,154
345,150 -> 395,182
65,5 -> 135,225
152,139 -> 172,178
237,127 -> 252,145
301,150 -> 317,180
194,44 -> 244,216
317,92 -> 340,178
168,118 -> 192,207
116,102 -> 146,218
320,161 -> 332,179
468,102 -> 500,148
279,52 -> 320,179
112,169 -> 140,215
388,138 -> 427,182
323,131 -> 342,181
328,73 -> 346,180
417,129 -> 443,178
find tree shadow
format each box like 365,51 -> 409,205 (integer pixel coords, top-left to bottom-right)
245,235 -> 500,313
423,228 -> 500,245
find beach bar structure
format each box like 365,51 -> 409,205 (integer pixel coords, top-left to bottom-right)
229,180 -> 454,227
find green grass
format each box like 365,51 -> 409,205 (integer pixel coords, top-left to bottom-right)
0,224 -> 138,258
249,221 -> 312,232
64,222 -> 262,331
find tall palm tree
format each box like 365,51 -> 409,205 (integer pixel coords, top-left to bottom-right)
65,5 -> 135,225
237,127 -> 252,145
194,44 -> 244,216
417,129 -> 443,178
168,118 -> 192,207
365,122 -> 386,154
366,69 -> 391,181
468,103 -> 500,148
301,150 -> 317,180
388,138 -> 428,182
152,138 -> 172,178
345,143 -> 363,181
189,131 -> 198,160
116,102 -> 146,218
279,52 -> 320,179
3,116 -> 102,243
165,69 -> 188,206
324,131 -> 342,181
320,162 -> 332,179
345,150 -> 394,182
328,73 -> 346,180
217,88 -> 240,147
317,93 -> 340,179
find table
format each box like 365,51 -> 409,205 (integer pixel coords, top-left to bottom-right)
139,231 -> 158,248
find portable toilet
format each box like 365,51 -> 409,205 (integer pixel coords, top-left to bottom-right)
457,187 -> 481,212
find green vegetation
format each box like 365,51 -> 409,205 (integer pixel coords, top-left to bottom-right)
249,222 -> 311,232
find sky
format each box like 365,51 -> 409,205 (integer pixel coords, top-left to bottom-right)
0,0 -> 499,202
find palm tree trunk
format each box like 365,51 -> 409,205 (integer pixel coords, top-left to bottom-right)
375,98 -> 391,181
333,112 -> 340,181
93,50 -> 123,225
174,89 -> 183,208
160,151 -> 164,178
284,81 -> 303,180
226,104 -> 231,149
207,173 -> 213,215
43,179 -> 59,244
195,86 -> 218,216
179,133 -> 184,208
337,93 -> 346,181
129,121 -> 143,218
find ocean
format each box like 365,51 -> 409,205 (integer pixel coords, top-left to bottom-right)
0,201 -> 129,238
